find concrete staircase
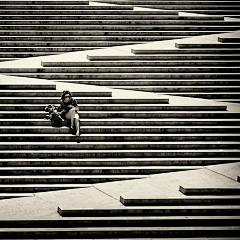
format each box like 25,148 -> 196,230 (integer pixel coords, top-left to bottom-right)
1,0 -> 240,61
1,82 -> 240,201
0,0 -> 240,239
24,34 -> 238,103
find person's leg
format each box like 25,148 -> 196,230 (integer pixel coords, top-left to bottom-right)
64,108 -> 76,128
65,108 -> 80,135
74,113 -> 80,136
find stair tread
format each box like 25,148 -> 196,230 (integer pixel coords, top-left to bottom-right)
0,175 -> 149,179
0,166 -> 203,169
0,215 -> 239,221
0,149 -> 239,152
2,126 -> 239,129
1,226 -> 240,230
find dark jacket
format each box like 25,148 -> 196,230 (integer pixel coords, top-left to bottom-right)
58,98 -> 78,118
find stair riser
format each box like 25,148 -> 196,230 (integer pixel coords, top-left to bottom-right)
0,31 -> 227,36
0,152 -> 238,158
1,120 -> 239,126
0,178 -> 142,184
0,10 -> 176,15
0,92 -> 111,97
0,1 -> 89,4
0,84 -> 55,90
0,37 -> 186,42
1,218 -> 239,228
0,128 -> 238,134
87,56 -> 240,60
219,37 -> 240,43
1,144 -> 239,150
122,199 -> 240,206
0,6 -> 134,10
1,135 -> 239,142
0,47 -> 126,51
41,62 -> 240,67
0,99 -> 169,104
112,87 -> 240,92
0,26 -> 239,31
0,168 -> 190,175
0,106 -> 227,111
12,74 -> 240,79
0,113 -> 239,119
176,44 -> 240,48
1,68 -> 240,73
72,80 -> 240,86
0,52 -> 98,58
58,208 -> 240,217
0,42 -> 142,47
0,21 -> 238,26
1,159 -> 239,167
0,229 -> 240,238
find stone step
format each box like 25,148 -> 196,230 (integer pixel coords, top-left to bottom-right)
0,91 -> 112,97
0,83 -> 56,90
93,0 -> 240,4
0,30 -> 227,36
132,49 -> 240,54
1,133 -> 240,142
0,150 -> 239,158
0,193 -> 34,199
41,61 -> 240,67
0,175 -> 148,184
0,36 -> 187,42
159,92 -> 240,99
0,20 -> 237,25
180,186 -> 240,195
26,73 -> 240,80
0,46 -> 133,51
149,6 -> 240,11
0,6 -> 134,11
0,52 -> 68,57
1,118 -> 239,126
0,97 -> 169,104
77,0 -> 240,5
219,37 -> 240,43
0,1 -> 90,5
0,105 -> 227,111
1,25 -> 239,31
1,142 -> 239,151
120,196 -> 240,206
178,10 -> 240,15
1,126 -> 239,134
0,15 -> 224,20
1,157 -> 239,167
0,184 -> 91,192
0,111 -> 239,119
87,54 -> 240,61
0,166 -> 202,175
2,66 -> 240,73
58,205 -> 240,217
111,86 -> 240,92
0,10 -> 176,15
0,226 -> 239,238
176,43 -> 240,48
1,216 -> 240,227
71,79 -> 240,86
0,42 -> 147,47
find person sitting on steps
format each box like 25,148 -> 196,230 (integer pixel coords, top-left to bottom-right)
59,90 -> 80,136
